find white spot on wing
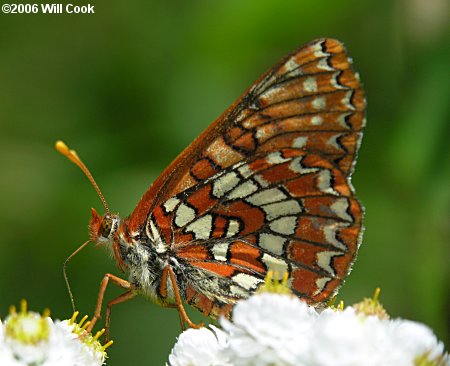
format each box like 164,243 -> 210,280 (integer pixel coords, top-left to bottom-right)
282,56 -> 303,78
227,180 -> 258,200
237,164 -> 253,179
232,273 -> 263,290
259,86 -> 281,102
211,243 -> 228,261
316,250 -> 342,276
330,71 -> 345,90
146,218 -> 160,242
312,96 -> 326,110
262,253 -> 288,278
255,127 -> 269,141
289,156 -> 320,174
212,171 -> 240,198
284,58 -> 299,72
327,133 -> 343,151
313,277 -> 331,296
312,42 -> 328,58
303,76 -> 317,93
331,198 -> 352,222
226,219 -> 240,237
163,197 -> 180,213
324,222 -> 348,250
185,215 -> 213,240
266,151 -> 290,165
292,136 -> 308,148
230,285 -> 250,297
262,200 -> 302,221
342,90 -> 355,110
259,233 -> 286,255
311,115 -> 323,125
285,67 -> 302,78
269,216 -> 297,235
317,170 -> 339,195
146,218 -> 167,254
337,112 -> 352,128
175,204 -> 196,227
254,174 -> 269,187
246,188 -> 287,206
317,58 -> 334,71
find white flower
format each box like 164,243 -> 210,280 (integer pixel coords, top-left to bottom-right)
3,310 -> 51,364
168,325 -> 230,366
308,307 -> 387,366
0,320 -> 22,366
220,293 -> 317,365
1,301 -> 111,366
43,319 -> 106,366
383,319 -> 449,366
310,307 -> 450,366
168,292 -> 449,366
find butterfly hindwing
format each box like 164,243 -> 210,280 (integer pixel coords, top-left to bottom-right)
147,148 -> 362,317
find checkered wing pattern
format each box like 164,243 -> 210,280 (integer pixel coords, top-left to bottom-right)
135,39 -> 365,317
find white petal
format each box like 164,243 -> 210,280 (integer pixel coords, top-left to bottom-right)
168,326 -> 231,366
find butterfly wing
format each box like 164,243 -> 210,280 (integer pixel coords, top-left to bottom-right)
148,148 -> 363,317
133,38 -> 365,317
128,38 -> 365,234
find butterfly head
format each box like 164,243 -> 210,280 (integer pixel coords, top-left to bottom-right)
89,208 -> 121,246
55,141 -> 123,247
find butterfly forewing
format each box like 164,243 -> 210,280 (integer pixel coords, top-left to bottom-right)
132,38 -> 365,318
128,39 -> 365,233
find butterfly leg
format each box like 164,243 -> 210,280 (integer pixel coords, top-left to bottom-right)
159,267 -> 187,330
103,290 -> 137,341
86,273 -> 135,336
158,302 -> 186,330
164,266 -> 203,329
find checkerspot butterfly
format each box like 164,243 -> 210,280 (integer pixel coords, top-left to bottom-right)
57,38 -> 366,335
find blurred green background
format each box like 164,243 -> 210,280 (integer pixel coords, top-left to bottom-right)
1,0 -> 449,364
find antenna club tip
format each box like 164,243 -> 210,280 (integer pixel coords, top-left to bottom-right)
55,140 -> 110,214
55,140 -> 80,161
55,140 -> 69,154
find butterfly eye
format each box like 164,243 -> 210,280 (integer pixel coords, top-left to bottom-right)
100,217 -> 113,238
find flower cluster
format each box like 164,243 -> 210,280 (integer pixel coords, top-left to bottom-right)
168,290 -> 449,366
0,300 -> 112,366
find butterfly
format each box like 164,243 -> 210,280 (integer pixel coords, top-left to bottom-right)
57,38 -> 366,337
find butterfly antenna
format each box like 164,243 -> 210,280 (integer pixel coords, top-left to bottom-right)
63,240 -> 90,311
55,140 -> 110,214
